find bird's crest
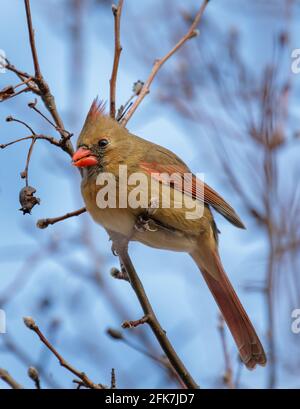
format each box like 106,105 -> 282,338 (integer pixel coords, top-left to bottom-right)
86,97 -> 106,122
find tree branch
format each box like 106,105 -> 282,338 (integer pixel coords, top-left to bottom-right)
110,0 -> 124,118
22,134 -> 37,187
28,367 -> 41,389
36,207 -> 87,229
23,317 -> 104,389
24,0 -> 41,79
107,327 -> 187,388
0,134 -> 62,150
23,0 -> 73,155
0,369 -> 23,389
120,0 -> 209,126
110,368 -> 116,389
112,236 -> 199,389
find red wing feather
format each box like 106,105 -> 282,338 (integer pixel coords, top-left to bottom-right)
140,161 -> 245,229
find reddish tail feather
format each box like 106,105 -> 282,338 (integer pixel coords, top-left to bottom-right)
191,248 -> 267,369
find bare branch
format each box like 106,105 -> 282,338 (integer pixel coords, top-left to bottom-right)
110,0 -> 124,118
28,99 -> 73,140
111,235 -> 199,389
0,368 -> 23,389
120,0 -> 209,126
0,134 -> 61,150
110,368 -> 116,389
4,59 -> 38,88
122,315 -> 149,328
36,207 -> 87,229
6,115 -> 36,135
23,0 -> 73,154
28,367 -> 41,389
22,135 -> 37,186
24,0 -> 41,79
23,317 -> 104,389
0,78 -> 33,102
106,326 -> 186,388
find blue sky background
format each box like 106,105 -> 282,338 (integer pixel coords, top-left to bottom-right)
0,0 -> 299,389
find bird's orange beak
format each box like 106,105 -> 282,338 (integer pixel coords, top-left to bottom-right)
72,147 -> 98,167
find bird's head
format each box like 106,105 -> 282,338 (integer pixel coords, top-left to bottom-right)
72,98 -> 131,171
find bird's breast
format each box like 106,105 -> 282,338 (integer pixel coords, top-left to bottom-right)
81,176 -> 136,236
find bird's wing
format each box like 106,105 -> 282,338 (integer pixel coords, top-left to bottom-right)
140,160 -> 245,229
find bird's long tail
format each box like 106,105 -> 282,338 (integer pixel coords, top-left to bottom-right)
191,246 -> 267,369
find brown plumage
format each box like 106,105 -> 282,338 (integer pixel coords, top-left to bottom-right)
72,99 -> 267,369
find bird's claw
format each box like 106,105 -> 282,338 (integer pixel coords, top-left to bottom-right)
134,214 -> 157,232
134,198 -> 159,233
111,243 -> 119,256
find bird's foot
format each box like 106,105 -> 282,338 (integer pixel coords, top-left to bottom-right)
111,242 -> 119,256
109,231 -> 129,256
134,198 -> 159,233
134,215 -> 156,232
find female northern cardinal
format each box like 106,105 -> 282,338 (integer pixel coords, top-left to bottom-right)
72,99 -> 267,369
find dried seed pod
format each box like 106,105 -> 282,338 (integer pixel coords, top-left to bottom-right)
132,80 -> 144,96
106,328 -> 123,340
19,186 -> 40,215
0,85 -> 14,102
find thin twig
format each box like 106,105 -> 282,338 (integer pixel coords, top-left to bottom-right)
106,327 -> 186,388
36,207 -> 87,229
23,135 -> 37,187
6,115 -> 36,135
4,59 -> 34,82
15,77 -> 34,89
120,0 -> 209,126
23,317 -> 104,389
0,369 -> 23,389
122,316 -> 149,328
5,115 -> 38,185
110,368 -> 116,389
110,0 -> 124,118
28,367 -> 41,389
24,0 -> 41,78
111,236 -> 199,389
2,333 -> 60,388
4,87 -> 31,101
23,0 -> 73,154
0,134 -> 61,150
29,99 -> 57,127
107,327 -> 170,366
0,78 -> 33,102
28,99 -> 73,139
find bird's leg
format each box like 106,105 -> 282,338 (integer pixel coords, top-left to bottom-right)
108,230 -> 129,257
111,242 -> 119,256
108,231 -> 131,282
134,197 -> 159,233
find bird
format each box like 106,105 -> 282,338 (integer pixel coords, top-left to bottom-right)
72,98 -> 267,369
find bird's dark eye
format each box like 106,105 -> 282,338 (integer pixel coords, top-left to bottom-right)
98,138 -> 109,148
